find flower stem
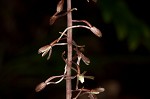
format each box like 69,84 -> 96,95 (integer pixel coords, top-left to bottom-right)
66,0 -> 72,99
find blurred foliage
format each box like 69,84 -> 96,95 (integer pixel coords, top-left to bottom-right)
99,0 -> 150,51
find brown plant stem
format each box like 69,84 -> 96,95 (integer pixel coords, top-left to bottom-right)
66,0 -> 72,99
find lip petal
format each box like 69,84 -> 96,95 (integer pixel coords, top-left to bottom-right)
78,75 -> 85,83
42,50 -> 49,57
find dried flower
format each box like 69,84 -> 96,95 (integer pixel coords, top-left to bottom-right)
38,38 -> 67,60
38,44 -> 52,60
74,48 -> 90,65
90,26 -> 102,37
35,82 -> 47,92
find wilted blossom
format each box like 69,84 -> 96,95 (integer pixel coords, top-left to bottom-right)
38,44 -> 52,60
38,41 -> 67,60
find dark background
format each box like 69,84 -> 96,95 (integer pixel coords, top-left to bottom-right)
0,0 -> 150,99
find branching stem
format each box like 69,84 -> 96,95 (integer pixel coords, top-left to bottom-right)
57,25 -> 91,43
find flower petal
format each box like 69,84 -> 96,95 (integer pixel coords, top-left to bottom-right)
47,49 -> 52,60
78,75 -> 85,83
38,45 -> 51,54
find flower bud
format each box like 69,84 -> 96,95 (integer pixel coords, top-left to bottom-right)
35,82 -> 47,92
90,26 -> 102,37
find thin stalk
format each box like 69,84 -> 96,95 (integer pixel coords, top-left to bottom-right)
66,0 -> 72,99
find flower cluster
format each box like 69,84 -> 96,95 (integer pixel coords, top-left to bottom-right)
35,0 -> 104,99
